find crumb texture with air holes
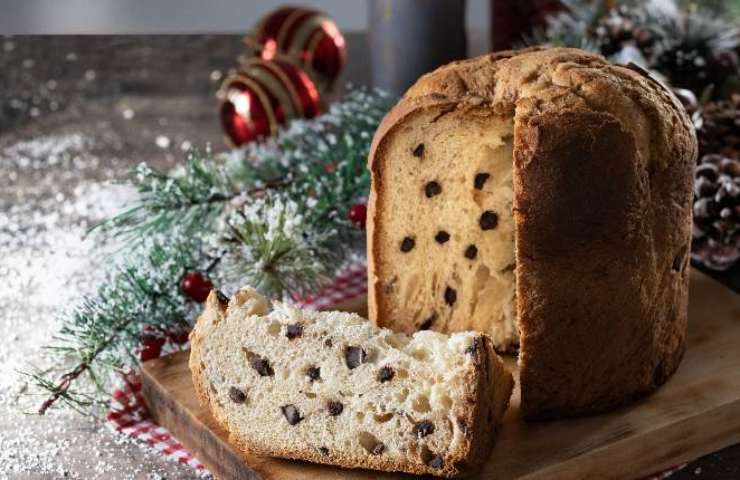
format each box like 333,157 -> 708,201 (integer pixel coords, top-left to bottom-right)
368,109 -> 518,351
189,288 -> 513,478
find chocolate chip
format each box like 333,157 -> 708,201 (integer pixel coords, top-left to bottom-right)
281,404 -> 303,425
216,290 -> 229,305
434,231 -> 450,244
319,447 -> 330,456
413,143 -> 425,158
464,245 -> 478,259
327,400 -> 344,416
419,312 -> 437,330
371,443 -> 386,455
228,387 -> 247,404
413,420 -> 435,438
428,455 -> 444,469
479,211 -> 499,230
344,346 -> 367,369
286,323 -> 303,340
324,338 -> 333,348
474,173 -> 491,190
400,236 -> 415,253
444,287 -> 457,306
377,366 -> 395,383
465,336 -> 483,356
250,356 -> 274,377
425,181 -> 442,198
306,366 -> 321,382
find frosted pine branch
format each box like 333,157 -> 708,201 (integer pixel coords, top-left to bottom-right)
26,88 -> 392,413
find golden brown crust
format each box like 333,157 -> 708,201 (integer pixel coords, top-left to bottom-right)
368,47 -> 696,419
464,336 -> 513,471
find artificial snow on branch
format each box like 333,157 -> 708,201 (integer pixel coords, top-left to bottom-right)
27,87 -> 393,414
522,0 -> 740,99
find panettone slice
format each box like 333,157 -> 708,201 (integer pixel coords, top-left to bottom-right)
190,288 -> 513,477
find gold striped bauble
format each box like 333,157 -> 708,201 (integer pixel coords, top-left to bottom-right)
243,6 -> 346,93
218,58 -> 321,147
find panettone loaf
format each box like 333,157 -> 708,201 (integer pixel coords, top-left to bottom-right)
189,288 -> 513,477
367,48 -> 697,419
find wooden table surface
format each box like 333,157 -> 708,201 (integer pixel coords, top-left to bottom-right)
1,35 -> 738,479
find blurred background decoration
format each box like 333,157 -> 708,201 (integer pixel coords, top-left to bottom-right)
368,0 -> 468,96
240,6 -> 346,93
219,6 -> 344,147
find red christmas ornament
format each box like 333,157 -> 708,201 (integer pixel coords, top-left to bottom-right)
180,271 -> 213,303
140,333 -> 166,362
219,58 -> 321,147
348,203 -> 367,228
244,6 -> 346,93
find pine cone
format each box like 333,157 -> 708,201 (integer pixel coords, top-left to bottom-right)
651,9 -> 740,99
594,6 -> 654,57
695,94 -> 740,160
656,43 -> 739,96
692,153 -> 740,270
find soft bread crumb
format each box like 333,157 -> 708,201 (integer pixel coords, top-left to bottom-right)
370,111 -> 518,351
190,289 -> 513,478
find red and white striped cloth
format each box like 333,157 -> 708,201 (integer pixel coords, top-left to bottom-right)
108,373 -> 207,472
291,261 -> 369,311
106,261 -> 684,479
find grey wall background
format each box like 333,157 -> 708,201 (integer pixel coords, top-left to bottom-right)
0,0 -> 489,36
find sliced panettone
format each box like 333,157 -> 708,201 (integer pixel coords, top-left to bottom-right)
367,47 -> 697,419
190,288 -> 513,478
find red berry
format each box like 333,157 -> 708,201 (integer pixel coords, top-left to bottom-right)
140,335 -> 166,361
167,327 -> 191,345
348,203 -> 367,227
180,271 -> 213,303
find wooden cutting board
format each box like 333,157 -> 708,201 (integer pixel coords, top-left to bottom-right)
141,270 -> 740,480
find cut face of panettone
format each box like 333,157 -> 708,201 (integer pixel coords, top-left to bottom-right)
367,47 -> 698,419
370,111 -> 518,351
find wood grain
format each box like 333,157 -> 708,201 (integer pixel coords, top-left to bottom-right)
142,270 -> 740,479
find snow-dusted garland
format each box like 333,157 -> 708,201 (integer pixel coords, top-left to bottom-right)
524,0 -> 739,100
27,88 -> 393,414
